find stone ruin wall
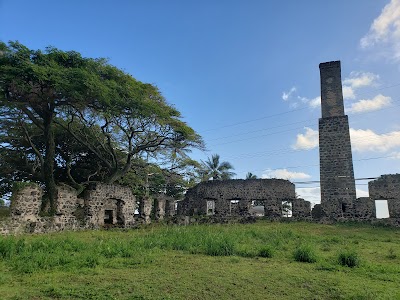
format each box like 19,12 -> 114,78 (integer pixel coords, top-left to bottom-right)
1,183 -> 138,235
311,174 -> 400,222
84,183 -> 136,228
179,179 -> 312,219
10,184 -> 42,222
1,181 -> 182,235
369,174 -> 400,218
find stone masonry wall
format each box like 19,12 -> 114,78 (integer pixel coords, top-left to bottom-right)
10,184 -> 42,222
353,197 -> 376,220
180,179 -> 297,218
319,116 -> 356,216
292,198 -> 312,219
369,174 -> 400,218
84,183 -> 136,228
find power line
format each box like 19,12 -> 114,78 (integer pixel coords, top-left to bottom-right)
225,132 -> 400,163
206,118 -> 314,142
234,154 -> 400,176
199,81 -> 400,134
208,102 -> 400,148
201,106 -> 308,133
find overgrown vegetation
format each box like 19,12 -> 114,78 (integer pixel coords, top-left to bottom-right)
0,41 -> 204,213
338,250 -> 360,267
0,221 -> 399,299
293,244 -> 317,263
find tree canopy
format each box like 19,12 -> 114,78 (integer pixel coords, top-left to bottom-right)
0,41 -> 204,211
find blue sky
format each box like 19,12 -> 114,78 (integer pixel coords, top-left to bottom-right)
1,0 -> 400,206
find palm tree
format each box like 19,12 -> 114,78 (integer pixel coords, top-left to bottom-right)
245,172 -> 257,179
200,154 -> 235,181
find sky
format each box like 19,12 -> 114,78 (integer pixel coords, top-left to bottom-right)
1,0 -> 400,208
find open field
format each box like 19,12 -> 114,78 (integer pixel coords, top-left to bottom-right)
0,221 -> 399,299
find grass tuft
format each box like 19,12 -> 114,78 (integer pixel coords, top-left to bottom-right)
258,246 -> 273,258
293,245 -> 317,263
338,250 -> 360,267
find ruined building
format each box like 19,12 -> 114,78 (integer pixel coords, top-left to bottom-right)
178,179 -> 311,219
2,60 -> 400,234
369,174 -> 400,218
318,61 -> 357,218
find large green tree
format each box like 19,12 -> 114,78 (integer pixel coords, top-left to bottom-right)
0,41 -> 203,211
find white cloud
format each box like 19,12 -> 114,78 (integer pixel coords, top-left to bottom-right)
296,96 -> 321,109
262,168 -> 311,180
389,151 -> 400,159
342,86 -> 356,100
292,127 -> 400,153
360,0 -> 400,61
308,96 -> 321,108
296,187 -> 320,205
350,128 -> 400,152
343,72 -> 380,89
342,72 -> 379,100
282,86 -> 296,101
292,127 -> 319,150
347,94 -> 392,113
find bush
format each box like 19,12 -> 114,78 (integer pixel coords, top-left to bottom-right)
258,246 -> 273,258
293,245 -> 317,263
338,250 -> 359,267
204,236 -> 234,256
387,248 -> 397,260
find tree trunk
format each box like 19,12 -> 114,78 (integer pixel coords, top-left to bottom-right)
43,113 -> 56,214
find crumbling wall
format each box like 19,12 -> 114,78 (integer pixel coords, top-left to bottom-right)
180,179 -> 295,218
353,197 -> 376,220
84,183 -> 136,227
292,198 -> 312,219
165,197 -> 177,217
369,174 -> 400,218
10,183 -> 42,222
139,196 -> 152,224
153,195 -> 166,220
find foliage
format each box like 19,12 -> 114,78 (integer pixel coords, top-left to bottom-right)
199,154 -> 235,181
338,250 -> 360,267
0,41 -> 203,210
258,245 -> 273,258
245,172 -> 257,179
293,244 -> 317,263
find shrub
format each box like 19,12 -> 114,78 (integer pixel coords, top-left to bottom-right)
387,248 -> 396,260
258,246 -> 273,258
204,236 -> 234,256
338,250 -> 359,267
293,245 -> 317,263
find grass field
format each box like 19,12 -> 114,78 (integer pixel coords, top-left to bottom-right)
0,220 -> 399,299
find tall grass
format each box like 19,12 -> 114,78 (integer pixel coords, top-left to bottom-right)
338,250 -> 360,267
293,244 -> 317,263
1,221 -> 397,276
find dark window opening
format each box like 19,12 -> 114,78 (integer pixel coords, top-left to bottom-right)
104,210 -> 114,224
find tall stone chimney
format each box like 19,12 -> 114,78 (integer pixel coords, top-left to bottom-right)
319,61 -> 356,218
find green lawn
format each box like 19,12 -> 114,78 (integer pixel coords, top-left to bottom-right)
0,221 -> 399,299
